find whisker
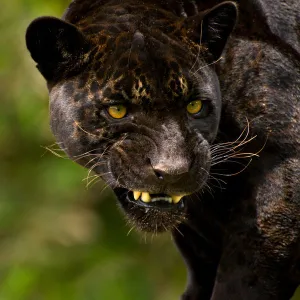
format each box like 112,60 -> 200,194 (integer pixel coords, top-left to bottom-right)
211,159 -> 253,177
86,176 -> 101,189
74,120 -> 99,137
189,19 -> 204,73
41,145 -> 67,159
192,56 -> 223,75
127,226 -> 135,236
87,177 -> 107,189
207,176 -> 227,190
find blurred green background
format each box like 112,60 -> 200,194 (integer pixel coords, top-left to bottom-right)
0,1 -> 299,299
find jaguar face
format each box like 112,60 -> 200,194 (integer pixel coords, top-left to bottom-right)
50,50 -> 220,232
26,1 -> 237,232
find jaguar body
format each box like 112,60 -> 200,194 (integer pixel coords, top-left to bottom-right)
26,0 -> 300,299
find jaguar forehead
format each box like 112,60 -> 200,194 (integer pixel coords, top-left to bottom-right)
81,30 -> 195,106
131,77 -> 152,103
100,72 -> 190,105
132,30 -> 145,50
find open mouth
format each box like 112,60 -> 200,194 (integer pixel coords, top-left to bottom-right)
127,191 -> 186,211
115,188 -> 189,232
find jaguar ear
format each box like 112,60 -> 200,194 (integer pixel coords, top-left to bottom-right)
185,1 -> 237,62
26,17 -> 91,81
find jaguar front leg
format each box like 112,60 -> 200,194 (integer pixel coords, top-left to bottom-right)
173,223 -> 220,300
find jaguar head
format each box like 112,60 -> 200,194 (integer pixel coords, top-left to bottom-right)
26,1 -> 237,232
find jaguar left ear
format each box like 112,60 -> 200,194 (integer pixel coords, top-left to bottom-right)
26,17 -> 91,82
185,1 -> 237,62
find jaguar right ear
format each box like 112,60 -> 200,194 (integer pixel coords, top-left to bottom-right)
26,17 -> 91,82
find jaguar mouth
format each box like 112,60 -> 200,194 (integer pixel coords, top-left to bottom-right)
115,188 -> 190,232
127,191 -> 186,210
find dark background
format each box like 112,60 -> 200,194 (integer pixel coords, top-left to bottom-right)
0,0 -> 299,299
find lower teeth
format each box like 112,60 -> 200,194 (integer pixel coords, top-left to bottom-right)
132,191 -> 185,204
151,197 -> 172,203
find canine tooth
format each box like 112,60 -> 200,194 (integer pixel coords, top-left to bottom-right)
172,195 -> 184,204
141,192 -> 151,202
133,191 -> 141,200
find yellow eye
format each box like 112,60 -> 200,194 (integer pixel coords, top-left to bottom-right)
107,105 -> 127,119
186,100 -> 203,115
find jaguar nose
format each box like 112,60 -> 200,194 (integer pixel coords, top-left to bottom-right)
152,163 -> 190,183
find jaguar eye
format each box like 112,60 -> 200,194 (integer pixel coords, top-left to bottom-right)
186,100 -> 203,115
107,105 -> 127,119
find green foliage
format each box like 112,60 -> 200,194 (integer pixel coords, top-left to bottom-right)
0,0 -> 299,299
